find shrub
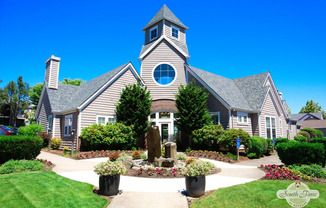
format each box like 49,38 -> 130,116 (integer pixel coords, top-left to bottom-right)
226,152 -> 237,160
177,152 -> 188,161
109,152 -> 120,161
37,132 -> 49,147
0,136 -> 43,164
219,128 -> 250,154
185,157 -> 195,166
310,138 -> 326,156
191,124 -> 224,150
247,153 -> 257,159
18,124 -> 43,136
80,123 -> 135,151
0,160 -> 45,174
186,147 -> 192,153
294,135 -> 307,142
289,164 -> 326,179
302,128 -> 318,139
181,161 -> 215,176
246,137 -> 264,158
316,129 -> 324,138
276,141 -> 325,166
266,138 -> 274,154
51,137 -> 62,150
140,154 -> 147,159
297,131 -> 311,141
94,161 -> 127,176
275,137 -> 289,146
132,151 -> 141,160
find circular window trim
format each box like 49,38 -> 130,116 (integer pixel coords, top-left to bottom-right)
151,62 -> 178,87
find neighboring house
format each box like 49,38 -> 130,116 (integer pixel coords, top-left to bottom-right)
298,120 -> 326,136
288,112 -> 325,137
36,5 -> 293,148
288,112 -> 323,139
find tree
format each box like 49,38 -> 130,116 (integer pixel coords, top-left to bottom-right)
61,78 -> 85,86
175,81 -> 212,147
299,100 -> 326,119
29,83 -> 43,109
0,76 -> 29,126
116,82 -> 152,148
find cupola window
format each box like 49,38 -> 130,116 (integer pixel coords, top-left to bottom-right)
171,25 -> 179,39
153,64 -> 176,85
150,26 -> 158,41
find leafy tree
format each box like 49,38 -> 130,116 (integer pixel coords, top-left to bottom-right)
175,81 -> 212,147
29,83 -> 43,109
116,82 -> 152,147
61,78 -> 85,86
0,76 -> 29,126
299,100 -> 326,119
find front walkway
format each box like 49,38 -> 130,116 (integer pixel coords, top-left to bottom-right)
37,151 -> 282,208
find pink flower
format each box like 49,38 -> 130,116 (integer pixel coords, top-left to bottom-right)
265,173 -> 270,177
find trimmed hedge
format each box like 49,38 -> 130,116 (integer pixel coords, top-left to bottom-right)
191,124 -> 224,150
276,141 -> 325,167
294,135 -> 308,142
18,124 -> 44,136
266,138 -> 274,154
310,138 -> 326,157
302,128 -> 318,139
297,131 -> 311,141
316,129 -> 324,138
0,136 -> 43,164
246,137 -> 265,158
275,137 -> 289,146
219,128 -> 250,154
80,123 -> 136,151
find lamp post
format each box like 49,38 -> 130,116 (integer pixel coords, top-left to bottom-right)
70,129 -> 75,158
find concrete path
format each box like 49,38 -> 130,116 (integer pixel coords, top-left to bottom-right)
37,151 -> 281,208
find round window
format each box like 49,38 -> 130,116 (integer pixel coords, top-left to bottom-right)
153,64 -> 176,85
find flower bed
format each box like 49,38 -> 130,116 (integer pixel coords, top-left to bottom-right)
185,151 -> 237,163
74,150 -> 144,160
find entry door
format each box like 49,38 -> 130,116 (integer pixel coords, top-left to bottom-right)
161,123 -> 169,143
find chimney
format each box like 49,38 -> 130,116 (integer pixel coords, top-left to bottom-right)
45,55 -> 61,89
278,91 -> 283,100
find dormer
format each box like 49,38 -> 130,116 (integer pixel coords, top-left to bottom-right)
142,5 -> 188,45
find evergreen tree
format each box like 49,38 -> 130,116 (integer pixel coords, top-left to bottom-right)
29,83 -> 43,109
61,78 -> 85,86
175,81 -> 212,147
116,82 -> 152,147
299,100 -> 326,119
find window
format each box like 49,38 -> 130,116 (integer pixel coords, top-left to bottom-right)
266,116 -> 276,139
96,115 -> 116,125
280,119 -> 283,137
289,121 -> 292,131
159,112 -> 171,119
48,115 -> 53,130
171,25 -> 179,39
153,64 -> 176,85
64,115 -> 73,136
210,112 -> 220,125
150,26 -> 158,41
237,112 -> 248,124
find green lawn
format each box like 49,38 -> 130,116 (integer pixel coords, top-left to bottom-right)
191,180 -> 326,208
0,171 -> 108,208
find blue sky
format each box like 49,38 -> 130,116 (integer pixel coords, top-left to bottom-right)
0,0 -> 325,113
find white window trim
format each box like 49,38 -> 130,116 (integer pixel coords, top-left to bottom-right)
279,118 -> 283,137
237,112 -> 248,125
151,62 -> 178,87
265,115 -> 276,139
149,26 -> 158,41
96,115 -> 116,125
171,25 -> 180,40
210,112 -> 220,125
64,114 -> 73,136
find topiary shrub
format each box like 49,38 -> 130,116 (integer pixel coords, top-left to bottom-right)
294,135 -> 308,142
315,129 -> 324,138
297,131 -> 311,141
191,124 -> 224,150
246,137 -> 264,158
18,124 -> 44,136
275,137 -> 289,147
219,128 -> 250,154
51,137 -> 62,150
37,132 -> 50,147
276,141 -> 325,166
80,123 -> 136,151
302,128 -> 318,139
0,136 -> 43,164
266,138 -> 274,155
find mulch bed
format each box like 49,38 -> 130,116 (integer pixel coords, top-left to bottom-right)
37,159 -> 55,171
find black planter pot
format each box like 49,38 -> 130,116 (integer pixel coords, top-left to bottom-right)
185,175 -> 206,197
98,174 -> 120,196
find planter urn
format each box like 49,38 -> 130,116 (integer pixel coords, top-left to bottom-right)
185,175 -> 206,197
98,174 -> 120,196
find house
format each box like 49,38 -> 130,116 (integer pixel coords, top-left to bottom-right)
36,5 -> 293,148
298,120 -> 326,136
289,112 -> 324,136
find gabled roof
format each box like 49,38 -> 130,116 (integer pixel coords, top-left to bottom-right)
289,112 -> 323,121
142,5 -> 188,31
187,65 -> 271,112
45,63 -> 140,113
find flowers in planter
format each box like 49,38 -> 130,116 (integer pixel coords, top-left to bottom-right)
94,161 -> 127,176
181,161 -> 215,177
